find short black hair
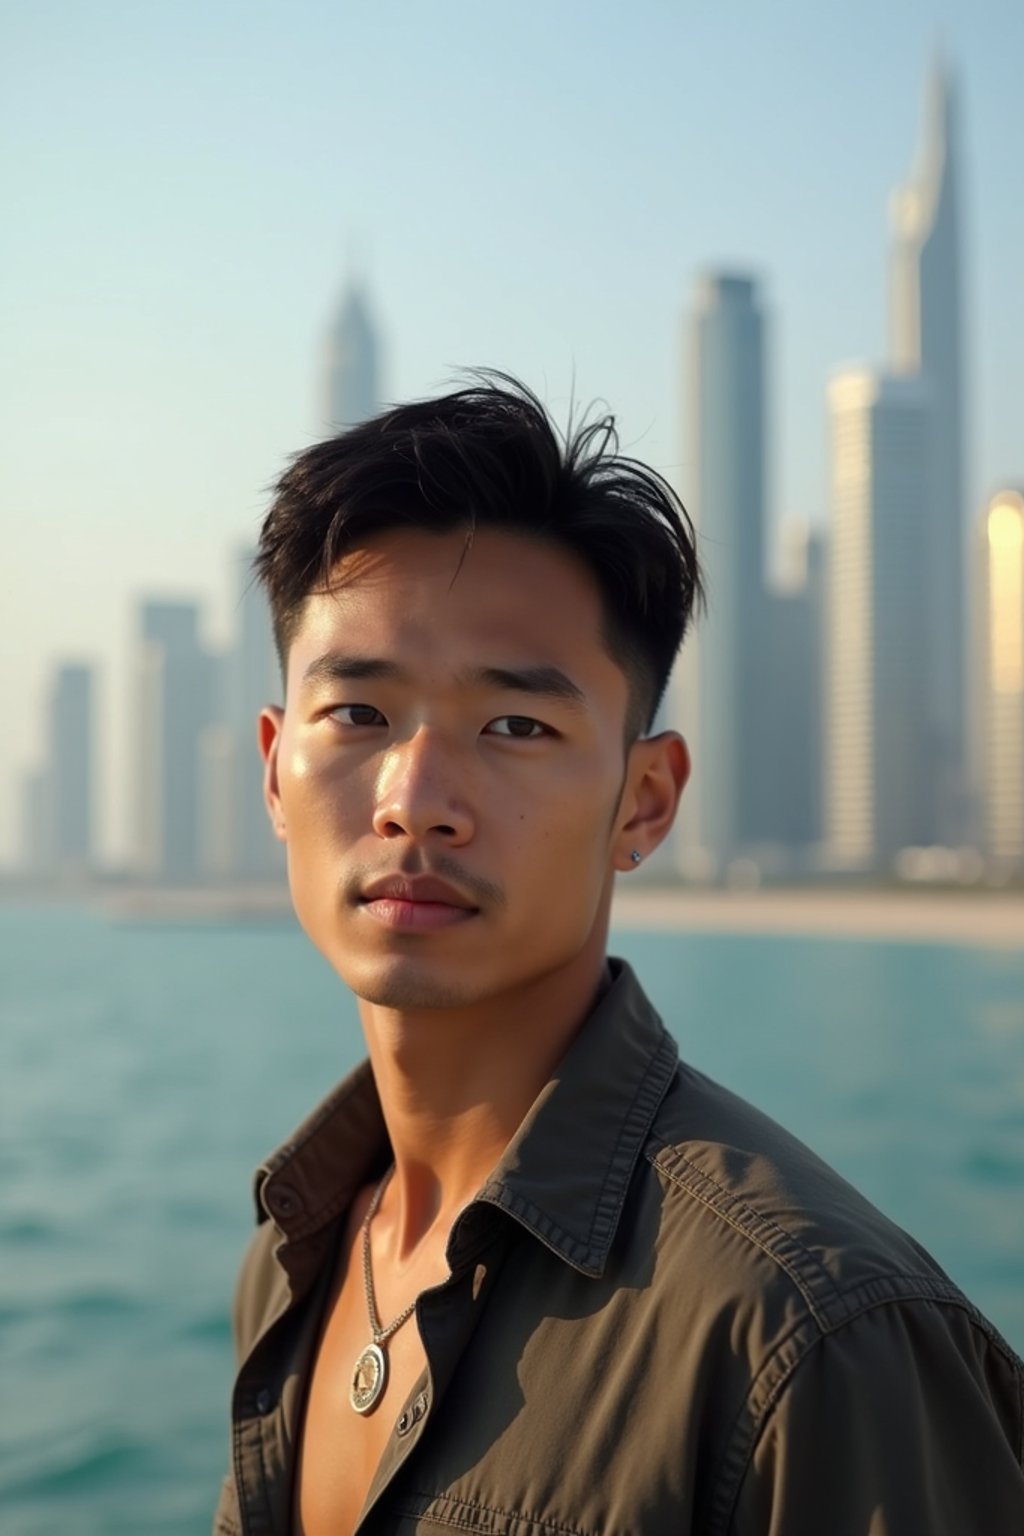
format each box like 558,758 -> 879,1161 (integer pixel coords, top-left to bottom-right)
254,372 -> 703,741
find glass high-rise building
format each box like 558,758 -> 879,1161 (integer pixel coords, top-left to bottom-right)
134,600 -> 216,882
825,370 -> 933,867
889,58 -> 966,842
51,663 -> 94,874
24,663 -> 95,877
973,489 -> 1024,866
676,272 -> 769,876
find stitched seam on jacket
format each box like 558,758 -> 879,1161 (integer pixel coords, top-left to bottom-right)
646,1145 -> 840,1322
481,1190 -> 593,1273
230,1426 -> 249,1536
711,1284 -> 1024,1534
817,1269 -> 1014,1336
398,1490 -> 595,1536
484,1031 -> 678,1275
583,1029 -> 679,1258
708,1314 -> 826,1536
232,1412 -> 272,1536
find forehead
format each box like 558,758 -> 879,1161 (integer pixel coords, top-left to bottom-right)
287,526 -> 624,699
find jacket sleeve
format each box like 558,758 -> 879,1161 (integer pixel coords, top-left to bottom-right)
728,1297 -> 1024,1536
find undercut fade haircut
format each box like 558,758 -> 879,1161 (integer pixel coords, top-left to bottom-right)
254,371 -> 703,742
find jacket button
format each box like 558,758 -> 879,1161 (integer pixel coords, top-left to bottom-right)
266,1183 -> 303,1219
255,1388 -> 273,1415
396,1409 -> 412,1437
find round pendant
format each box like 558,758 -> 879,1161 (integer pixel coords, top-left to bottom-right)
350,1342 -> 387,1415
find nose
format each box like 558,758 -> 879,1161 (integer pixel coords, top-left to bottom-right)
371,728 -> 474,845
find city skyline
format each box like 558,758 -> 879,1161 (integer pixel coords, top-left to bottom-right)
3,9 -> 1022,865
21,191 -> 1022,883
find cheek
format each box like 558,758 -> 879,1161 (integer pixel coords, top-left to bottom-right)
281,746 -> 366,845
509,764 -> 620,870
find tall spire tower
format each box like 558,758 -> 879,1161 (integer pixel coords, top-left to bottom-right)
889,56 -> 966,840
323,278 -> 381,430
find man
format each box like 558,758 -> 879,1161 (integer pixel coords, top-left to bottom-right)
214,376 -> 1024,1536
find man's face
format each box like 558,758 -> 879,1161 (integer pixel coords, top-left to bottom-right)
261,526 -> 651,1011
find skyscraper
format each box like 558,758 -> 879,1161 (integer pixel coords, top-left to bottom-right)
972,489 -> 1024,867
49,663 -> 95,875
889,57 -> 966,842
825,370 -> 933,867
21,663 -> 95,877
676,272 -> 769,876
323,279 -> 381,430
757,526 -> 824,860
134,600 -> 216,882
223,547 -> 286,880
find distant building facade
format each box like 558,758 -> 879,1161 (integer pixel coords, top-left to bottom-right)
675,272 -> 820,879
20,662 -> 96,878
50,664 -> 95,875
677,272 -> 769,877
757,527 -> 824,863
972,489 -> 1024,867
134,601 -> 217,882
211,547 -> 286,880
323,280 -> 381,430
889,58 -> 966,843
824,370 -> 933,868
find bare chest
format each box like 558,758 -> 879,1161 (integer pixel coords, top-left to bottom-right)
292,1224 -> 441,1536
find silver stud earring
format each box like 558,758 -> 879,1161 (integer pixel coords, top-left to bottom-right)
630,849 -> 642,865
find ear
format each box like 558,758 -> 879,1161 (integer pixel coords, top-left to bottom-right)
259,705 -> 287,841
612,731 -> 690,872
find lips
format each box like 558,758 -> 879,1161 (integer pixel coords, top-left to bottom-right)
358,875 -> 478,909
357,874 -> 481,933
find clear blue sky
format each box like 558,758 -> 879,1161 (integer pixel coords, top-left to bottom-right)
2,0 -> 1021,864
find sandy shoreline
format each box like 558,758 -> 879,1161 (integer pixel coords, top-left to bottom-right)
11,879 -> 1014,949
611,885 -> 1024,949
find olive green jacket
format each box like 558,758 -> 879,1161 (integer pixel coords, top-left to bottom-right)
214,959 -> 1024,1535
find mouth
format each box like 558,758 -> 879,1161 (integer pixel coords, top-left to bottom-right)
356,876 -> 481,934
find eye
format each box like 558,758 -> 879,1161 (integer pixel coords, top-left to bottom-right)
485,715 -> 549,739
329,704 -> 387,727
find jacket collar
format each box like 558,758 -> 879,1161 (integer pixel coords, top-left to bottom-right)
255,958 -> 678,1280
471,958 -> 678,1276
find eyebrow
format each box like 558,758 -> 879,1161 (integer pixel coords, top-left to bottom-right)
300,653 -> 587,708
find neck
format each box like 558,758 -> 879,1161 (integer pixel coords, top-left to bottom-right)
357,936 -> 612,1259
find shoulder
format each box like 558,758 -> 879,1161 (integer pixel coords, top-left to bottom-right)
645,1056 -> 966,1322
636,1060 -> 1024,1531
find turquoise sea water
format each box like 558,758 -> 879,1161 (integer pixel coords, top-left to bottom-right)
1,906 -> 1023,1535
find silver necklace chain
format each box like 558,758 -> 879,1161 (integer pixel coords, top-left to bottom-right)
361,1166 -> 418,1345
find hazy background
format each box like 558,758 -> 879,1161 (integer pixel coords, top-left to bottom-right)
3,11 -> 1024,1528
3,0 -> 1023,867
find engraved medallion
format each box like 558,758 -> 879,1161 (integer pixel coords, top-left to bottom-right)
350,1342 -> 387,1414
351,1168 -> 420,1416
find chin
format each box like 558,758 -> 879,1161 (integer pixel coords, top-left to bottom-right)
338,955 -> 479,1012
